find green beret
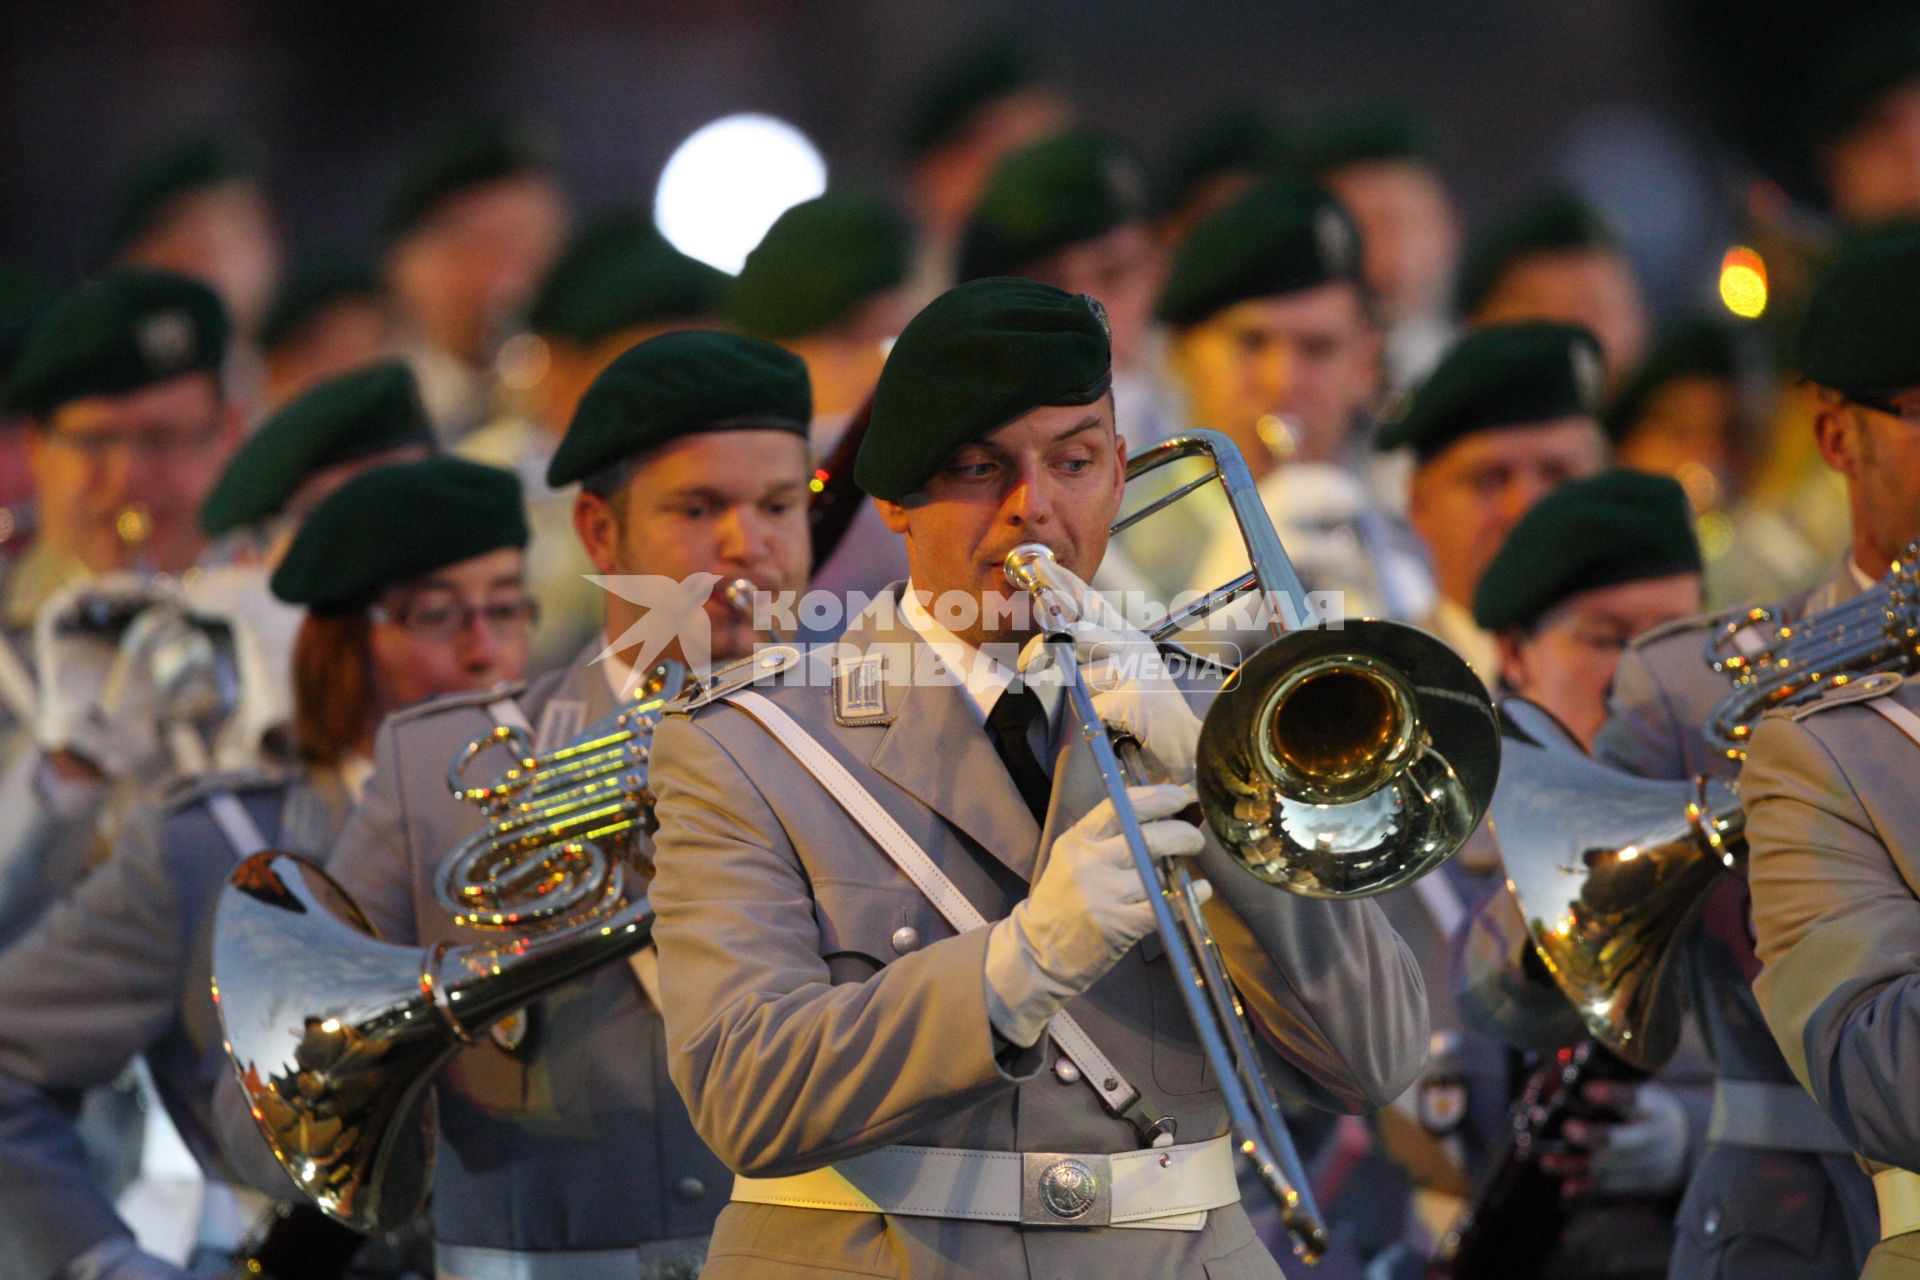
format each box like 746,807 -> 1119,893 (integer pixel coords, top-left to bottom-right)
200,360 -> 434,536
259,264 -> 384,354
1155,175 -> 1364,330
957,130 -> 1146,281
529,214 -> 724,347
106,134 -> 258,253
901,35 -> 1046,159
1154,106 -> 1296,217
0,268 -> 54,389
386,122 -> 550,241
728,193 -> 913,339
271,457 -> 527,611
1473,469 -> 1700,632
548,331 -> 811,487
859,277 -> 1111,502
1,269 -> 228,418
1456,188 -> 1618,318
1377,321 -> 1606,460
1606,316 -> 1749,439
1298,104 -> 1439,175
1804,15 -> 1920,148
1795,229 -> 1920,396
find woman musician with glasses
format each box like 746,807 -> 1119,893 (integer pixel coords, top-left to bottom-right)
0,456 -> 534,1280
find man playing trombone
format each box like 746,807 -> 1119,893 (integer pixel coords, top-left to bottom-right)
646,276 -> 1431,1279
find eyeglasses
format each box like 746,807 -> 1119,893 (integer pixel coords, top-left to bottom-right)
371,593 -> 540,641
43,419 -> 226,460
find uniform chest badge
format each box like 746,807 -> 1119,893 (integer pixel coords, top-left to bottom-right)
834,654 -> 891,726
489,1007 -> 532,1054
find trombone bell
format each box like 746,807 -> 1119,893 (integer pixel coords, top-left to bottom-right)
1198,619 -> 1500,898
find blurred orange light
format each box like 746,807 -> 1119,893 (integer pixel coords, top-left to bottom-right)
1719,246 -> 1768,319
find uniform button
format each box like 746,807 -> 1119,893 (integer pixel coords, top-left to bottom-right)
891,926 -> 920,954
1702,1205 -> 1721,1238
673,1176 -> 707,1203
1054,1058 -> 1081,1084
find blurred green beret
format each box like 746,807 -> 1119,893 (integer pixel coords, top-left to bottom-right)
106,134 -> 258,254
1,268 -> 228,418
549,331 -> 810,487
1605,315 -> 1748,439
1298,104 -> 1438,175
0,268 -> 55,390
530,214 -> 724,347
1155,105 -> 1296,217
1155,175 -> 1364,330
259,264 -> 384,354
200,360 -> 433,536
859,277 -> 1111,502
1377,321 -> 1606,460
1804,16 -> 1920,148
957,129 -> 1146,281
386,122 -> 550,241
1456,188 -> 1618,318
1795,229 -> 1920,395
901,35 -> 1046,159
1473,469 -> 1700,632
727,193 -> 912,340
271,456 -> 527,611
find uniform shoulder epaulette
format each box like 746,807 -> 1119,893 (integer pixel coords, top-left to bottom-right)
1626,604 -> 1739,652
1773,671 -> 1905,722
388,677 -> 528,727
669,644 -> 806,715
162,766 -> 286,812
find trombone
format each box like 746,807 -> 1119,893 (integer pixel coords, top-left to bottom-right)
1005,429 -> 1501,1262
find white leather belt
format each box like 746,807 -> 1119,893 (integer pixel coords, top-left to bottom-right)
730,1134 -> 1236,1231
1876,1169 -> 1920,1242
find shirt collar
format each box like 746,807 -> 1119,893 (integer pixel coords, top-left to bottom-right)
1850,556 -> 1879,595
898,582 -> 1060,729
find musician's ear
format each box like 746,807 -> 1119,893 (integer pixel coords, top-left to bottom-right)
874,497 -> 909,535
573,488 -> 624,575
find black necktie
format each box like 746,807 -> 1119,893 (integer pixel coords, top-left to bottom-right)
986,684 -> 1052,822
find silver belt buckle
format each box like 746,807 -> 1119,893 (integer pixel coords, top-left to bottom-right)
1021,1152 -> 1112,1227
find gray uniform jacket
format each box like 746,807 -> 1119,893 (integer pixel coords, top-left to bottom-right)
646,589 -> 1430,1280
297,641 -> 728,1258
0,767 -> 352,1280
1470,565 -> 1875,1278
1746,674 -> 1920,1278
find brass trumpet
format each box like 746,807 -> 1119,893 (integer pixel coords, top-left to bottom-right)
1006,429 -> 1500,1261
212,582 -> 768,1233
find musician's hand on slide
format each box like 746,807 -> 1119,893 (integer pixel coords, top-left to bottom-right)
983,785 -> 1210,1047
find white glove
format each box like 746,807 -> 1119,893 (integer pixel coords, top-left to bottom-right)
983,783 -> 1210,1047
1020,588 -> 1202,784
1566,1079 -> 1692,1197
178,564 -> 300,771
62,1238 -> 188,1280
33,574 -> 176,776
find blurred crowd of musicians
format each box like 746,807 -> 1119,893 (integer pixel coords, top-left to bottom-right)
2,20 -> 1920,1280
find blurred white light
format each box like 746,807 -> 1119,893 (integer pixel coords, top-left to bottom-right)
654,113 -> 827,274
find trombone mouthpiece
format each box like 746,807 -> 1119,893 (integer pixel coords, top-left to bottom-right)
1002,543 -> 1058,593
719,577 -> 756,619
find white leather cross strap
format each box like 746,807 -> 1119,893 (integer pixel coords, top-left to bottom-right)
725,690 -> 1156,1141
730,1134 -> 1235,1231
1868,695 -> 1920,749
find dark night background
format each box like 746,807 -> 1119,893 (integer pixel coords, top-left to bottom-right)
0,0 -> 1903,312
